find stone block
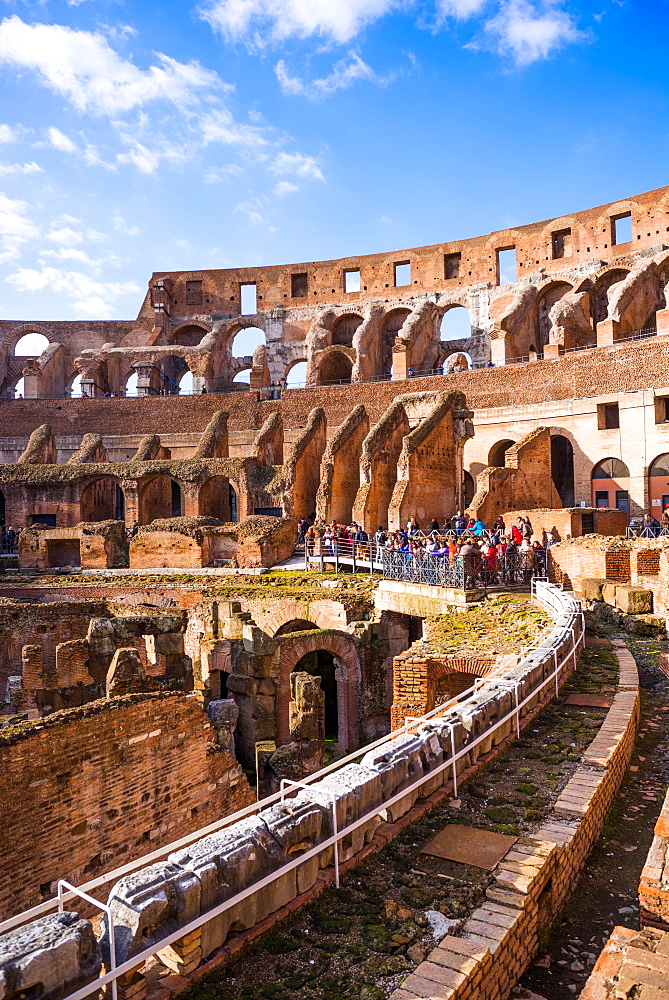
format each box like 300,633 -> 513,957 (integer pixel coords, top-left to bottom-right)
616,586 -> 654,615
602,582 -> 617,606
104,862 -> 201,964
581,578 -> 610,601
0,912 -> 101,1000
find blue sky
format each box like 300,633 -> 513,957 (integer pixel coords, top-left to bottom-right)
0,0 -> 666,322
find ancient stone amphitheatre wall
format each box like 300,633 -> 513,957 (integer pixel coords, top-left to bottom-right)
0,693 -> 253,919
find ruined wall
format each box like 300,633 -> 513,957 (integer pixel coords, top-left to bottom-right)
0,693 -> 254,919
468,427 -> 561,523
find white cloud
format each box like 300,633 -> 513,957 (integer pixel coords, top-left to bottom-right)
46,226 -> 84,246
0,16 -> 222,116
200,108 -> 268,149
0,124 -> 19,144
436,0 -> 488,18
46,126 -> 77,153
204,163 -> 244,182
0,192 -> 39,263
274,180 -> 299,196
235,197 -> 268,226
6,266 -> 141,317
270,151 -> 324,180
112,210 -> 139,236
200,0 -> 401,45
481,0 -> 582,65
0,161 -> 42,176
275,51 -> 379,99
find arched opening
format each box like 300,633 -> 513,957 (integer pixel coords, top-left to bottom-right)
70,374 -> 84,398
381,309 -> 411,377
488,439 -> 515,468
648,454 -> 669,514
294,649 -> 338,740
139,476 -> 182,524
0,488 -> 5,526
593,270 -> 630,327
14,333 -> 49,356
440,306 -> 471,342
199,475 -> 231,522
124,371 -> 139,396
169,325 -> 207,347
157,355 -> 189,394
591,457 -> 630,512
319,351 -> 352,385
463,471 -> 475,508
275,619 -> 314,636
179,370 -> 195,394
232,367 -> 252,387
81,478 -> 125,523
445,351 -> 472,372
332,314 -> 363,348
13,377 -> 24,399
537,282 -> 572,351
286,360 -> 307,388
551,434 -> 575,507
231,326 -> 265,359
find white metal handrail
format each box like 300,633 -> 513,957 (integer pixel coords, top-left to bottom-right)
0,597 -> 564,935
1,584 -> 582,999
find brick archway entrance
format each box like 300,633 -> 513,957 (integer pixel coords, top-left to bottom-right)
273,632 -> 360,750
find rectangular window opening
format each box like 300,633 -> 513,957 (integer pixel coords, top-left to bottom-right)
551,228 -> 571,260
185,280 -> 203,307
291,272 -> 308,298
344,269 -> 361,293
394,261 -> 411,287
615,490 -> 630,513
612,213 -> 632,246
240,283 -> 257,315
496,247 -> 517,285
444,253 -> 461,280
597,402 -> 620,429
595,491 -> 610,509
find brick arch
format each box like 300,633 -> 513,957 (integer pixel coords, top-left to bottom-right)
249,599 -> 347,638
273,631 -> 360,750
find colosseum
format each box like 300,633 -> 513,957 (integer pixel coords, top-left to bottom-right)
2,185 -> 669,1000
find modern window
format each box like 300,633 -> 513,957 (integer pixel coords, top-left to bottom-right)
240,283 -> 257,314
595,490 -> 609,508
394,262 -> 411,287
344,269 -> 361,293
597,402 -> 620,429
654,396 -> 669,424
615,490 -> 630,513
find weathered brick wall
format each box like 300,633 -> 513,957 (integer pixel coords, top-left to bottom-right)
3,334 -> 669,441
0,693 -> 254,919
0,600 -> 110,696
390,649 -> 497,726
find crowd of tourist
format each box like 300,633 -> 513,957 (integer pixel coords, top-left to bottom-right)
298,511 -> 553,581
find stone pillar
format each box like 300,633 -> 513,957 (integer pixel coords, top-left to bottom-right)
656,308 -> 669,338
19,644 -> 43,710
543,343 -> 561,360
181,482 -> 200,518
596,319 -> 618,346
207,698 -> 239,755
392,339 -> 409,380
289,672 -> 325,742
120,480 -> 140,529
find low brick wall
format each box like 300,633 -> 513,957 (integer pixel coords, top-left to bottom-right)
578,925 -> 669,999
390,640 -> 639,1000
639,786 -> 669,929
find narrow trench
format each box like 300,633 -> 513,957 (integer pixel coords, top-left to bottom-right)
517,626 -> 669,1000
176,613 -> 632,1000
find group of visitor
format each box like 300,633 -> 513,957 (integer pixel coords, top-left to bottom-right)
298,511 -> 550,581
1,524 -> 20,553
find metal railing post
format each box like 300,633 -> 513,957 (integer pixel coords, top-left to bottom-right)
58,880 -> 117,1000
